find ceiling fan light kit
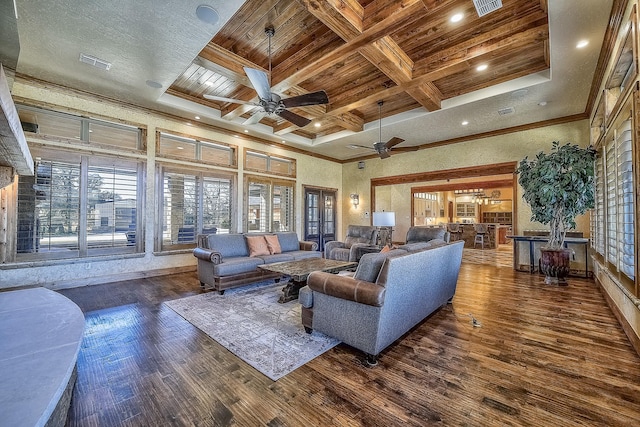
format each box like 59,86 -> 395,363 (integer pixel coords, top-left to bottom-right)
203,27 -> 328,128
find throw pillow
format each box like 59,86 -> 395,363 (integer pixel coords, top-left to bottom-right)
380,245 -> 391,253
246,235 -> 270,257
264,234 -> 282,254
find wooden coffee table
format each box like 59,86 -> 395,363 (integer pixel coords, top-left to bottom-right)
258,258 -> 357,303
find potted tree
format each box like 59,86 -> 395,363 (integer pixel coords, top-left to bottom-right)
515,141 -> 596,285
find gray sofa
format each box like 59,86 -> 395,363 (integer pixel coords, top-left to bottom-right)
193,232 -> 320,294
325,225 -> 378,261
299,240 -> 464,364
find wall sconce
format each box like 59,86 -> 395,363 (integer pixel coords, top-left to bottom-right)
350,193 -> 360,208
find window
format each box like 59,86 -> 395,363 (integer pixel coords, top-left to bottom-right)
16,152 -> 144,260
17,105 -> 142,150
244,149 -> 296,177
158,132 -> 236,167
245,176 -> 294,233
159,168 -> 233,250
594,118 -> 635,281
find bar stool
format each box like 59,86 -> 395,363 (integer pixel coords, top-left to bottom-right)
447,223 -> 462,241
474,223 -> 488,249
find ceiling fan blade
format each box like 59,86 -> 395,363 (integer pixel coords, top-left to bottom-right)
242,110 -> 267,125
378,150 -> 391,159
281,91 -> 329,108
348,144 -> 377,151
276,109 -> 311,127
243,67 -> 272,101
391,146 -> 419,153
385,137 -> 405,149
203,94 -> 257,106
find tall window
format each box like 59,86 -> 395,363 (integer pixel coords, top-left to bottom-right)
160,168 -> 233,249
246,176 -> 294,233
593,118 -> 635,282
16,153 -> 144,260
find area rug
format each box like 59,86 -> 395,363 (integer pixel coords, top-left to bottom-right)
164,281 -> 340,381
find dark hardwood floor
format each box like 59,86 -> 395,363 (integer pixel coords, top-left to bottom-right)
58,260 -> 640,426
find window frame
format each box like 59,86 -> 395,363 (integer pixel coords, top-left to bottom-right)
156,164 -> 236,252
156,130 -> 238,168
243,148 -> 296,178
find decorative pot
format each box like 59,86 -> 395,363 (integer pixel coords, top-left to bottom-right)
539,247 -> 571,285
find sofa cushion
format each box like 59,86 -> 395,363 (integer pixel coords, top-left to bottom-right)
264,234 -> 282,254
213,256 -> 264,276
405,227 -> 446,243
275,232 -> 300,252
396,242 -> 430,252
207,234 -> 249,258
259,253 -> 295,264
353,249 -> 406,283
246,235 -> 270,257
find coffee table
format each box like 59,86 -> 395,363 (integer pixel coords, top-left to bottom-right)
258,258 -> 357,303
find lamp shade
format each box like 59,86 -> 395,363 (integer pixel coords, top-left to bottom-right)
373,211 -> 395,227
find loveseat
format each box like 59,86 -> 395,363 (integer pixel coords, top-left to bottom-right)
193,232 -> 320,294
299,240 -> 464,364
325,225 -> 378,261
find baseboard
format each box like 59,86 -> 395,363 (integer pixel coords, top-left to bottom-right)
595,275 -> 640,358
47,266 -> 197,290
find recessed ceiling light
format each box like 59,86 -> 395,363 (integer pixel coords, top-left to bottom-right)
538,101 -> 548,106
281,140 -> 286,143
244,129 -> 249,133
461,121 -> 469,126
194,116 -> 200,120
145,80 -> 162,89
476,64 -> 488,71
196,5 -> 219,25
177,146 -> 184,150
314,123 -> 321,128
186,122 -> 192,126
450,13 -> 464,23
576,40 -> 589,49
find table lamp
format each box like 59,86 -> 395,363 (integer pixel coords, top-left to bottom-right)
373,211 -> 395,247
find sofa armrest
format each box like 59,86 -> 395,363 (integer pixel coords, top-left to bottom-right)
299,240 -> 318,251
307,271 -> 385,307
324,240 -> 345,258
193,247 -> 222,264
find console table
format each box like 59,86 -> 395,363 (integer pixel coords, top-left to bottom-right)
508,235 -> 591,277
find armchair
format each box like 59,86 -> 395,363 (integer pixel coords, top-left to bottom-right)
324,225 -> 378,262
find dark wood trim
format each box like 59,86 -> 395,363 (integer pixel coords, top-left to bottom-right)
596,275 -> 640,357
411,179 -> 514,193
370,162 -> 517,187
586,0 -> 629,117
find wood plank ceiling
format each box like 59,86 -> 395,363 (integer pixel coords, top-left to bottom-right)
167,0 -> 549,141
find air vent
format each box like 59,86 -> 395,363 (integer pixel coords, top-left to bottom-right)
498,107 -> 515,116
79,53 -> 112,71
473,0 -> 503,17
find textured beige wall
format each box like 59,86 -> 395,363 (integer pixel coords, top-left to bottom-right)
341,120 -> 591,241
1,80 -> 341,289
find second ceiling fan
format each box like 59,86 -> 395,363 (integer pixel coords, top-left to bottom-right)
349,101 -> 418,159
203,27 -> 328,128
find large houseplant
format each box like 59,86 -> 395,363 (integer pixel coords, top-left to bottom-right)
515,141 -> 596,284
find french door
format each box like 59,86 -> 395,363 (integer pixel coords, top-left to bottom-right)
304,187 -> 336,252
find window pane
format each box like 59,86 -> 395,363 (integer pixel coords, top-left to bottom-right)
270,157 -> 292,175
246,152 -> 268,171
605,137 -> 617,265
17,160 -> 81,257
159,134 -> 196,159
19,109 -> 81,140
163,173 -> 198,245
87,165 -> 138,250
594,152 -> 605,254
89,122 -> 140,149
201,142 -> 232,165
273,184 -> 294,232
616,120 -> 634,279
248,182 -> 268,232
203,177 -> 232,234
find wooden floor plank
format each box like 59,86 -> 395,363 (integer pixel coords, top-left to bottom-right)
57,259 -> 640,426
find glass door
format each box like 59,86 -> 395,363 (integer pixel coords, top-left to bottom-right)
304,188 -> 336,252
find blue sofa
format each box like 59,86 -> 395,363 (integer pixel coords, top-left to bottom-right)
193,232 -> 320,294
299,241 -> 464,364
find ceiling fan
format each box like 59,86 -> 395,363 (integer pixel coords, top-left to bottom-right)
348,101 -> 418,159
203,27 -> 329,128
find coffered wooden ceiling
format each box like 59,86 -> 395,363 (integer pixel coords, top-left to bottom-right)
167,0 -> 549,141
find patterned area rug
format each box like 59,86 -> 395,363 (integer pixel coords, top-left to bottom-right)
164,281 -> 339,381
